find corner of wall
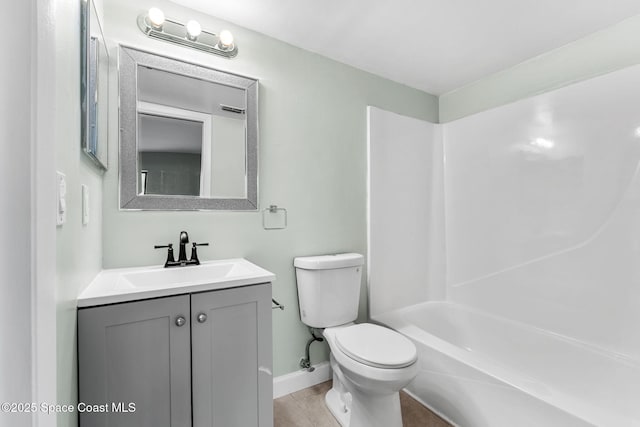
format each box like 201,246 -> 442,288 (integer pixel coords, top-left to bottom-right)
438,14 -> 640,122
54,1 -> 105,426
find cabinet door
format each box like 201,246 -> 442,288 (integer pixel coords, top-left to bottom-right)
78,295 -> 192,427
191,283 -> 273,427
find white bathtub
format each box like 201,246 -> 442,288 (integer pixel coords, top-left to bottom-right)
374,302 -> 640,427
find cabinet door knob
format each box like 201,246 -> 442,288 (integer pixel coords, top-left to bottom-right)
197,313 -> 207,323
175,316 -> 186,327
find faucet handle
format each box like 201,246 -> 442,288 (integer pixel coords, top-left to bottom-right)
189,242 -> 209,265
155,243 -> 176,267
154,243 -> 173,249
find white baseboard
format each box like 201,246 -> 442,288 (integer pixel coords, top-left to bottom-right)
273,361 -> 332,399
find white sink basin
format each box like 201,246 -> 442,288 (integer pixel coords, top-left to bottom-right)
78,258 -> 275,307
121,261 -> 259,288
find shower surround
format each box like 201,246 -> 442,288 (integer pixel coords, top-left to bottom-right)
368,63 -> 640,426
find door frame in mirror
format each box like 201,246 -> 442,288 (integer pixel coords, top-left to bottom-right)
118,46 -> 259,210
137,102 -> 213,197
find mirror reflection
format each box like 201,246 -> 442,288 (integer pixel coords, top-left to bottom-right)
138,114 -> 204,197
118,47 -> 258,210
136,66 -> 247,198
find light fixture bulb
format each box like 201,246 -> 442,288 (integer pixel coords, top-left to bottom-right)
218,30 -> 234,48
148,7 -> 165,28
186,20 -> 202,40
530,137 -> 554,149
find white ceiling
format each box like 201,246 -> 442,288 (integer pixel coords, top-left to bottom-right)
169,0 -> 640,95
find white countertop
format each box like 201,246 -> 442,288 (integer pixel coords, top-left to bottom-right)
78,258 -> 276,308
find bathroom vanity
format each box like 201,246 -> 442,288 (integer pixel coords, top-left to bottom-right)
77,259 -> 275,427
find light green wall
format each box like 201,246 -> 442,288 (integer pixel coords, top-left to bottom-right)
439,14 -> 640,122
102,0 -> 438,377
55,0 -> 104,426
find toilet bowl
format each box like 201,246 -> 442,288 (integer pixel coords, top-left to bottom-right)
294,253 -> 418,427
323,323 -> 418,427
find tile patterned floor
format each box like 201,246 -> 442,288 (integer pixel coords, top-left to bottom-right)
274,381 -> 452,427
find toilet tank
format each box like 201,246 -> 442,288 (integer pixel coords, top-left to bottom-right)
294,253 -> 364,328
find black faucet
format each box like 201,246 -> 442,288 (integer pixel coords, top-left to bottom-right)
155,231 -> 209,268
178,231 -> 190,263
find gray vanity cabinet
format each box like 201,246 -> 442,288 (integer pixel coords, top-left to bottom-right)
78,294 -> 192,427
78,283 -> 273,427
191,284 -> 273,427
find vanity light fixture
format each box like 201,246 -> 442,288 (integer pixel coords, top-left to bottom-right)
147,7 -> 165,29
218,30 -> 234,50
185,20 -> 201,41
530,137 -> 555,149
137,8 -> 238,58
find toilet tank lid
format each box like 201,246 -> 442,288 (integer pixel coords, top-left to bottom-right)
294,253 -> 364,270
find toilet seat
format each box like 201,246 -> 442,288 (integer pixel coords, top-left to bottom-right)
334,323 -> 417,369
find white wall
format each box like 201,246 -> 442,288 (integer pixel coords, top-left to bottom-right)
1,1 -> 58,426
0,2 -> 34,426
444,63 -> 640,359
210,115 -> 246,198
33,0 -> 59,426
367,107 -> 445,318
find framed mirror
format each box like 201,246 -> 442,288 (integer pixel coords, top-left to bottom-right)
118,46 -> 258,210
81,0 -> 109,169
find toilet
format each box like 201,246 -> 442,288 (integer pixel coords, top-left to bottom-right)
294,253 -> 418,427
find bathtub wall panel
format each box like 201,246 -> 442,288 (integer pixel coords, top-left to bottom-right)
406,341 -> 593,427
444,63 -> 640,359
367,107 -> 445,318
